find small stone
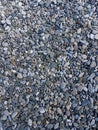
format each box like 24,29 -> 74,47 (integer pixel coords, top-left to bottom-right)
1,115 -> 7,121
95,34 -> 98,40
6,19 -> 11,25
79,72 -> 84,77
90,34 -> 94,40
37,0 -> 41,2
88,73 -> 95,80
57,108 -> 62,115
1,20 -> 5,24
17,73 -> 23,79
4,110 -> 9,116
90,61 -> 96,68
93,30 -> 98,34
12,111 -> 18,119
71,38 -> 75,43
66,103 -> 71,110
91,119 -> 95,126
82,54 -> 87,59
2,42 -> 8,47
28,119 -> 32,126
60,82 -> 66,89
77,28 -> 81,34
18,2 -> 22,6
39,107 -> 45,114
95,117 -> 98,121
81,40 -> 89,46
78,6 -> 83,10
54,123 -> 59,129
83,86 -> 88,92
82,99 -> 90,107
0,86 -> 5,95
47,124 -> 53,129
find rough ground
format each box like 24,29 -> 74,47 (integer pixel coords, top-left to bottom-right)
0,0 -> 98,130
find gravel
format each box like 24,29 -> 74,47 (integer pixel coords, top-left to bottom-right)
0,0 -> 98,129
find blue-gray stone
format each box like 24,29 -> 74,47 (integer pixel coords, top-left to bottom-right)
82,100 -> 90,107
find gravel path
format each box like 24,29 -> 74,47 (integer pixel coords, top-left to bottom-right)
0,0 -> 98,130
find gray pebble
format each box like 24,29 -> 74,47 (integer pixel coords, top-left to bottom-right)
39,107 -> 45,114
82,100 -> 90,107
17,73 -> 23,79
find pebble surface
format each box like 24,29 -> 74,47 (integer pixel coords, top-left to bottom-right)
0,0 -> 98,129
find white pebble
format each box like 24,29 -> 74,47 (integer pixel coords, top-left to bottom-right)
77,28 -> 81,34
82,54 -> 87,59
95,34 -> 98,40
37,0 -> 41,2
90,34 -> 94,40
18,2 -> 22,6
28,119 -> 32,126
39,107 -> 45,114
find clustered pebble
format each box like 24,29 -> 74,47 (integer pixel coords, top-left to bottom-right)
0,0 -> 98,130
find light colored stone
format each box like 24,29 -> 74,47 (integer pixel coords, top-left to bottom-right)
90,34 -> 94,39
28,119 -> 32,126
17,73 -> 23,79
82,54 -> 87,59
6,19 -> 11,25
54,123 -> 59,129
37,0 -> 42,2
83,86 -> 87,92
66,102 -> 71,110
95,34 -> 98,40
39,107 -> 45,114
57,108 -> 62,115
18,2 -> 22,7
0,86 -> 5,95
91,119 -> 95,125
77,28 -> 81,34
79,72 -> 84,77
91,61 -> 96,68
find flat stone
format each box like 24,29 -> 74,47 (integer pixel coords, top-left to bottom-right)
17,73 -> 23,79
